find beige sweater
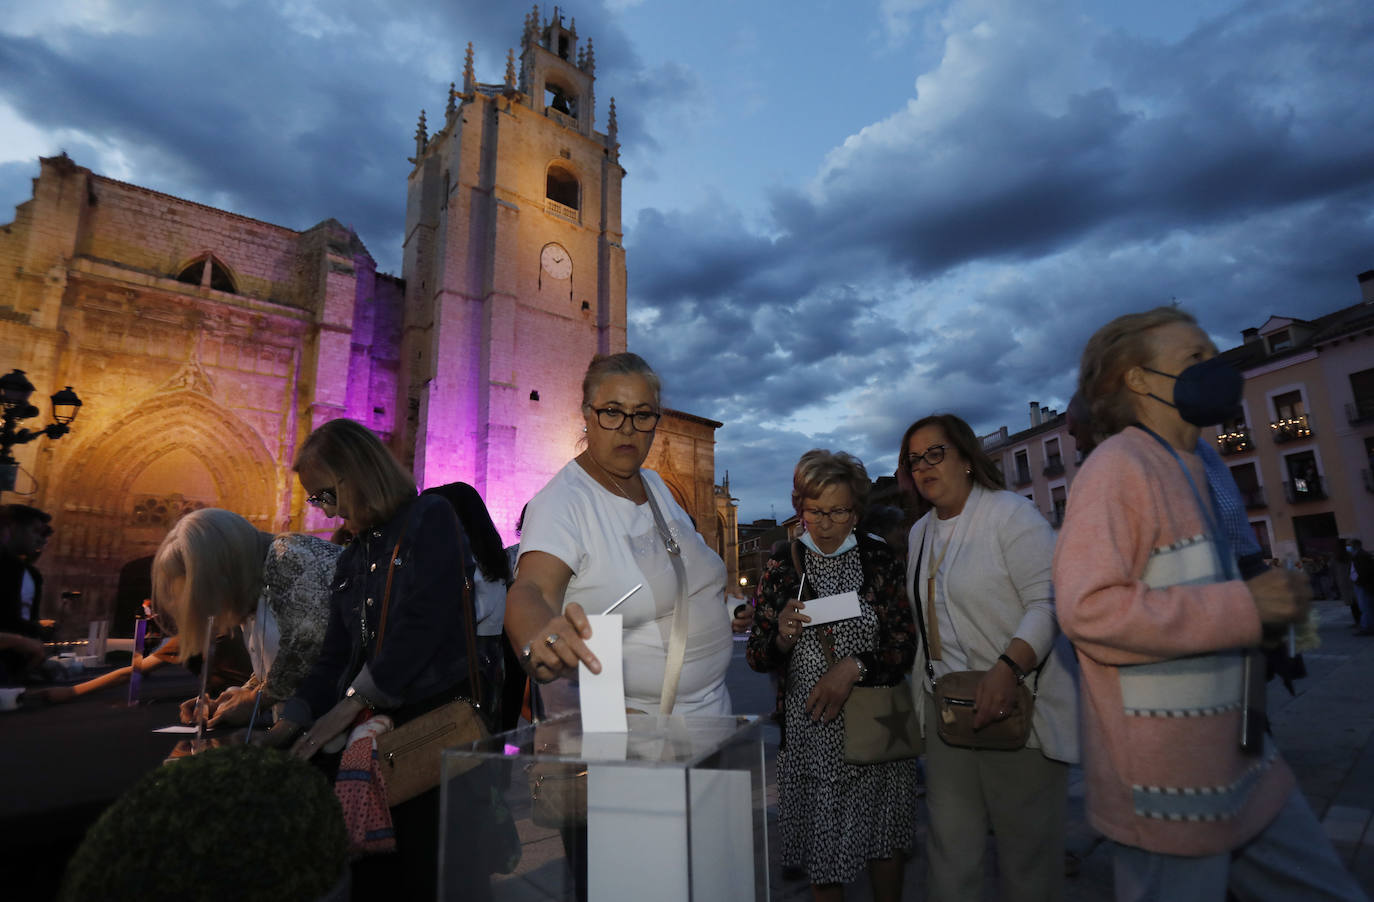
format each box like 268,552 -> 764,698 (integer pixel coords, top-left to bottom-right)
1054,428 -> 1292,856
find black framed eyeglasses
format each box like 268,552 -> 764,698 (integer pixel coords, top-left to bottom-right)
305,487 -> 338,509
905,444 -> 947,472
803,507 -> 854,525
589,407 -> 661,432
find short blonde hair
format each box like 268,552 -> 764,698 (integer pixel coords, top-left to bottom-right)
293,418 -> 416,530
791,449 -> 871,519
152,508 -> 270,663
1078,306 -> 1199,441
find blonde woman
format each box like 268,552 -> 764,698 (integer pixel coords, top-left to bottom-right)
152,508 -> 339,728
263,418 -> 475,900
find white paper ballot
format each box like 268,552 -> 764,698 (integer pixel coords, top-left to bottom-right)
153,725 -> 200,734
579,614 -> 629,733
802,590 -> 862,627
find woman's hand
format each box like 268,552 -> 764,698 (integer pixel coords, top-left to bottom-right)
207,686 -> 260,728
179,694 -> 209,725
774,600 -> 810,652
972,663 -> 1021,730
520,602 -> 599,683
805,656 -> 861,722
289,694 -> 367,759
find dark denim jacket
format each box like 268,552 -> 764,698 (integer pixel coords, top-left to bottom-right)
283,494 -> 473,727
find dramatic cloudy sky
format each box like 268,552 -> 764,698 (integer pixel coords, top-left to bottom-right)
3,0 -> 1372,521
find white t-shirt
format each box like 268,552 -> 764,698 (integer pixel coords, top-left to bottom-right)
919,512 -> 970,679
519,462 -> 733,716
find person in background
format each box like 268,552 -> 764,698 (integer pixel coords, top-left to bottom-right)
1352,539 -> 1374,636
748,449 -> 917,902
422,482 -> 511,727
0,504 -> 53,639
1055,306 -> 1365,901
149,508 -> 339,728
1333,543 -> 1359,626
899,414 -> 1079,902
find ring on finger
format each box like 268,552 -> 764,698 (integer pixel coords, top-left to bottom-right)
520,642 -> 534,660
544,633 -> 561,647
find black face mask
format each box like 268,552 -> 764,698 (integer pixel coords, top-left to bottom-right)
1141,356 -> 1243,427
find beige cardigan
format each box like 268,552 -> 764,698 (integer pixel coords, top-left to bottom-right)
906,483 -> 1080,764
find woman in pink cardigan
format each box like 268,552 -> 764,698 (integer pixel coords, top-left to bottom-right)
1055,307 -> 1365,901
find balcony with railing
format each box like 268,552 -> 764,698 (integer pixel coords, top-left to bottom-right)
544,197 -> 580,224
1269,415 -> 1313,444
1240,488 -> 1266,509
545,107 -> 578,130
1347,399 -> 1374,426
1013,467 -> 1032,488
1043,456 -> 1065,478
1216,430 -> 1253,456
1282,476 -> 1326,504
1048,508 -> 1065,528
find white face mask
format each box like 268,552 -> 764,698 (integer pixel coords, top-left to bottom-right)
800,530 -> 857,558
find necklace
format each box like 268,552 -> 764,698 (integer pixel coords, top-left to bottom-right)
583,453 -> 681,556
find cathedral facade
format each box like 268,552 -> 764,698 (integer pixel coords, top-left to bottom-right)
0,11 -> 737,630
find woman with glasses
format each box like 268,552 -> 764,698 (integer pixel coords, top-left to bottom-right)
746,449 -> 917,902
506,352 -> 734,716
149,508 -> 339,729
899,414 -> 1078,902
261,417 -> 478,900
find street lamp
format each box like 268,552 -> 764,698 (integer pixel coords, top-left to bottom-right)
0,369 -> 82,492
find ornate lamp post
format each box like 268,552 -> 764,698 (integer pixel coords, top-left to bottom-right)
0,369 -> 82,492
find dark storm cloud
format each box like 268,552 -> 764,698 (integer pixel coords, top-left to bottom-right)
624,0 -> 1374,516
0,1 -> 660,273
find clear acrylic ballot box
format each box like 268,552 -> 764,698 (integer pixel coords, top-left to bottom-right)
439,713 -> 769,901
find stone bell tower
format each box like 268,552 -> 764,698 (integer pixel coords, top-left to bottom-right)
401,6 -> 627,536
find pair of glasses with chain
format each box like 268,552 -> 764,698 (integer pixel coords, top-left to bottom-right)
588,407 -> 662,432
803,506 -> 854,525
905,444 -> 947,472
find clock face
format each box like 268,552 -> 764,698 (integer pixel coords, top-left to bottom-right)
540,243 -> 572,280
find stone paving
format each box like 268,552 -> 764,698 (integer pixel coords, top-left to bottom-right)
723,599 -> 1374,900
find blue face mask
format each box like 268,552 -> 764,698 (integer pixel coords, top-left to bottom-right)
800,530 -> 857,558
1142,356 -> 1243,427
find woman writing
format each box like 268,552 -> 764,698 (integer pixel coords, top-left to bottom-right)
747,449 -> 916,902
1054,308 -> 1363,900
150,508 -> 339,728
260,418 -> 476,900
505,352 -> 734,716
900,413 -> 1078,902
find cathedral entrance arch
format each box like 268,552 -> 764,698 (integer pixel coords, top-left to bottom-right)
42,390 -> 281,629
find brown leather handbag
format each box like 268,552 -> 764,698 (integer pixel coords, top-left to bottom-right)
370,519 -> 489,806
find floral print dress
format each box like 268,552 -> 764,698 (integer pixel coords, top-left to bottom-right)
747,536 -> 918,884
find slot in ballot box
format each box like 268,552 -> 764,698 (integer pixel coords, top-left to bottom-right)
440,713 -> 769,902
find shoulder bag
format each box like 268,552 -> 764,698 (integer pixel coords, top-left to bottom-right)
372,515 -> 490,806
793,540 -> 922,765
911,525 -> 1037,751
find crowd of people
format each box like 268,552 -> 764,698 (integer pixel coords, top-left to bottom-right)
6,311 -> 1374,900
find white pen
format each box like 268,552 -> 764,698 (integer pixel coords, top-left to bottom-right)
602,583 -> 643,616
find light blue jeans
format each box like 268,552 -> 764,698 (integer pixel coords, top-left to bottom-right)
1113,788 -> 1369,901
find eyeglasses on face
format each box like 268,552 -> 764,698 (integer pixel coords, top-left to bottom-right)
589,406 -> 662,432
905,444 -> 947,472
305,487 -> 338,509
803,506 -> 854,525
